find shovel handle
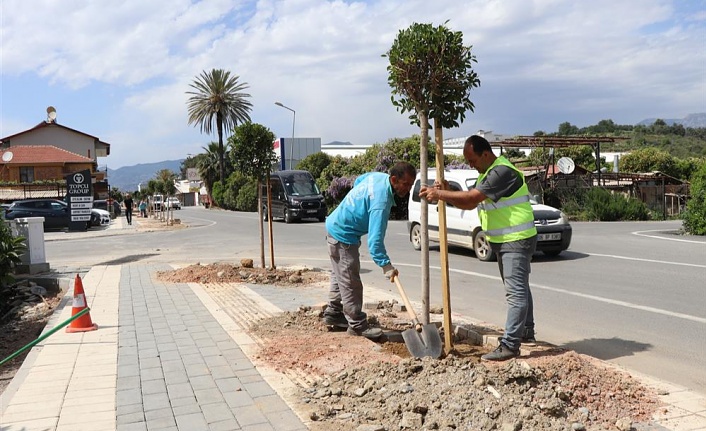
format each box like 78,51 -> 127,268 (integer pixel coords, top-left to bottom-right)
393,276 -> 421,327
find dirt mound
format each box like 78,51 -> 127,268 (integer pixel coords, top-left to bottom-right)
250,308 -> 663,431
157,262 -> 330,286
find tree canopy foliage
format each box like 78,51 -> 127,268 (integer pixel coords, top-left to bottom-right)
682,162 -> 706,235
228,123 -> 277,180
385,22 -> 480,129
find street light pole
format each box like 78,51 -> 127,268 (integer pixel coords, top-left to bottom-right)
274,102 -> 295,169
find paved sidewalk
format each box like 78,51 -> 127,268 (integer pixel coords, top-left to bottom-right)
1,259 -> 705,430
0,264 -> 308,431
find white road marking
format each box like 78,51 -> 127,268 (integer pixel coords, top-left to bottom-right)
584,253 -> 706,269
290,257 -> 706,325
528,281 -> 706,324
633,229 -> 706,244
440,265 -> 706,325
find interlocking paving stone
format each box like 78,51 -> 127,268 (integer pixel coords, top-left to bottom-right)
142,392 -> 171,411
141,378 -> 167,395
112,264 -> 308,430
116,422 -> 148,431
166,382 -> 194,400
209,418 -> 243,431
175,412 -> 208,430
201,402 -> 236,424
116,411 -> 146,425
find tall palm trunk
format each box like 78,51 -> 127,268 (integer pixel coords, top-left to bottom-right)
217,114 -> 225,183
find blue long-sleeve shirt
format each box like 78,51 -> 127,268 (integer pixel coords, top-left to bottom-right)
325,172 -> 394,268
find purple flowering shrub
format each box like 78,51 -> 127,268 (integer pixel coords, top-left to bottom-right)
445,158 -> 470,170
327,176 -> 356,202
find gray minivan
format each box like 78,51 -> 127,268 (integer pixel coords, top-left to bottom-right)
262,170 -> 327,223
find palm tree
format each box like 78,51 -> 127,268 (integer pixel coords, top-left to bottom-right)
197,142 -> 220,205
186,69 -> 252,183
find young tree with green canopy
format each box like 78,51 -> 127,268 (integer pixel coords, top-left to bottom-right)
186,69 -> 253,183
228,122 -> 278,268
385,21 -> 480,352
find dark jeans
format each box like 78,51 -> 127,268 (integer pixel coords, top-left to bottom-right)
126,209 -> 133,224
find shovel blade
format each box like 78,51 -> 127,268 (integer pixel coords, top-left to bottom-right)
401,324 -> 443,358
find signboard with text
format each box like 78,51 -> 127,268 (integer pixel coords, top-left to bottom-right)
65,169 -> 93,231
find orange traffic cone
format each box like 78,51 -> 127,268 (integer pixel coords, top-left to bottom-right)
66,274 -> 98,333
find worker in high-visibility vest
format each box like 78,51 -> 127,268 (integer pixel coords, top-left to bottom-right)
420,135 -> 538,361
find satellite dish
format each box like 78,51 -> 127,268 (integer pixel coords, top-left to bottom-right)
557,157 -> 575,174
46,106 -> 57,122
2,151 -> 13,162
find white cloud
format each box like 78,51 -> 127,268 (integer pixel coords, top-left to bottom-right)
1,0 -> 704,168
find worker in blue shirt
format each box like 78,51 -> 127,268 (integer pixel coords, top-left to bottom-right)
323,161 -> 416,340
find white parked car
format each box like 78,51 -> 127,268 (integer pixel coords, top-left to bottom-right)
91,208 -> 111,227
166,197 -> 181,209
407,169 -> 572,261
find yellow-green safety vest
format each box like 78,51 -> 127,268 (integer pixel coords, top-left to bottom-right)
477,156 -> 537,243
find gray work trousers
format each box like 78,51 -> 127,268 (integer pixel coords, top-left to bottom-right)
325,235 -> 368,330
496,247 -> 534,351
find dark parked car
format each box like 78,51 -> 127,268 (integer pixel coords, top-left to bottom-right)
261,170 -> 327,223
5,199 -> 73,229
0,203 -> 10,220
4,199 -> 107,230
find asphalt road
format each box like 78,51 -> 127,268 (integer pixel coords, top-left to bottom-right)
44,207 -> 706,394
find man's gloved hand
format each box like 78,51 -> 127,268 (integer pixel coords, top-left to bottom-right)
382,264 -> 398,283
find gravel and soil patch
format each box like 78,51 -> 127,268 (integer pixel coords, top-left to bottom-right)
157,261 -> 665,430
250,308 -> 665,431
0,280 -> 63,394
2,262 -> 666,431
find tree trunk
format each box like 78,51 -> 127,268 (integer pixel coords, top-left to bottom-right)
266,172 -> 275,270
217,115 -> 225,183
258,179 -> 265,268
434,117 -> 453,355
419,112 -> 430,325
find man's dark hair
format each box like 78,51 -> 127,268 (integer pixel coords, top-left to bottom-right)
389,161 -> 416,179
465,135 -> 493,155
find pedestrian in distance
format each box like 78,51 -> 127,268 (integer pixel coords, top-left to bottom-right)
323,161 -> 417,340
419,135 -> 538,361
139,199 -> 147,218
124,194 -> 134,225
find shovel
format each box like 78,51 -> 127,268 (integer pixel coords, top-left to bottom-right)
393,276 -> 443,359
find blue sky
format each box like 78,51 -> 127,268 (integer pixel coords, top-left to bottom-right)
1,0 -> 705,169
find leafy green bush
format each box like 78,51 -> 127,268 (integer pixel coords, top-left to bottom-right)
0,222 -> 26,288
235,180 -> 258,212
585,187 -> 649,221
297,152 -> 333,179
211,181 -> 224,207
682,162 -> 706,235
221,172 -> 251,210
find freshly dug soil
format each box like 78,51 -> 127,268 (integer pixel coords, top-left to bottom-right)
157,261 -> 329,286
249,308 -> 664,431
159,262 -> 664,430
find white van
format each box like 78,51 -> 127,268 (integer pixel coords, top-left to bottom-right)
407,169 -> 572,261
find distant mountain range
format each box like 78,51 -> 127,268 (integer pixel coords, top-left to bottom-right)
106,159 -> 183,192
637,113 -> 706,128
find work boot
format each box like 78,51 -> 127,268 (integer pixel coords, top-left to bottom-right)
522,328 -> 537,346
347,326 -> 383,340
323,313 -> 348,329
481,342 -> 520,361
